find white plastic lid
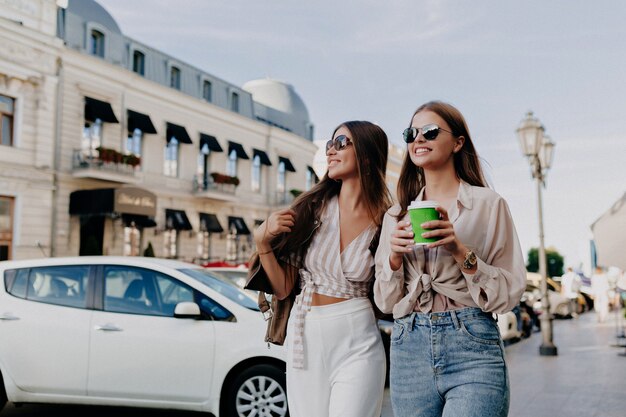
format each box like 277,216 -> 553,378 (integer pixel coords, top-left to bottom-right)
408,200 -> 438,210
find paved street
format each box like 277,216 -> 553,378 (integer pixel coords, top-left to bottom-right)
2,310 -> 624,417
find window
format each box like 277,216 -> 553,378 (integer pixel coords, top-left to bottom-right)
202,80 -> 212,102
170,66 -> 181,90
90,30 -> 105,57
0,94 -> 15,147
0,196 -> 13,261
163,229 -> 178,258
164,137 -> 178,177
227,148 -> 238,177
132,50 -> 145,76
123,224 -> 141,256
82,119 -> 102,159
102,266 -> 194,317
277,160 -> 286,193
126,128 -> 142,157
251,155 -> 261,192
197,142 -> 210,189
306,167 -> 317,191
231,92 -> 239,112
22,266 -> 90,308
197,230 -> 210,260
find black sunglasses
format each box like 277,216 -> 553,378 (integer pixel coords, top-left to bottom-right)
402,124 -> 453,143
325,135 -> 352,154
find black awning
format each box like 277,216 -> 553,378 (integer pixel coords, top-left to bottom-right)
199,213 -> 224,233
200,134 -> 223,152
84,97 -> 119,123
279,156 -> 296,172
69,188 -> 115,215
228,216 -> 251,235
165,209 -> 193,231
121,214 -> 157,229
228,141 -> 250,160
254,219 -> 265,227
253,149 -> 272,166
166,122 -> 193,144
127,110 -> 157,134
70,188 -> 157,217
307,165 -> 320,182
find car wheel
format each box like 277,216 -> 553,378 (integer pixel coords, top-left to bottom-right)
555,302 -> 570,317
226,364 -> 288,417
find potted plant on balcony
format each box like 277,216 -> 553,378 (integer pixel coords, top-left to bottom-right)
290,188 -> 303,198
122,154 -> 141,169
210,172 -> 240,187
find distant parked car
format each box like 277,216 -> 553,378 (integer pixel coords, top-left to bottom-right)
0,257 -> 288,416
497,310 -> 523,342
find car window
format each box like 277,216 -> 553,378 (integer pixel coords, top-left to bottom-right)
103,265 -> 194,317
179,268 -> 259,311
4,268 -> 30,299
26,266 -> 90,308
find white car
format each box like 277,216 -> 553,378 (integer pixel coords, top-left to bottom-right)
0,257 -> 287,417
497,311 -> 522,342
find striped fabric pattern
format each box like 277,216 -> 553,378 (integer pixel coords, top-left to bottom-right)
291,196 -> 376,369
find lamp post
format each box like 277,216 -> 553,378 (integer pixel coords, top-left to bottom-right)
516,111 -> 557,356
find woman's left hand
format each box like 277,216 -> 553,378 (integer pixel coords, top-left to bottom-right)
420,206 -> 464,257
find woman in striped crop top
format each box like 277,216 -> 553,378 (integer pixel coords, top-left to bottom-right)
253,120 -> 392,417
374,101 -> 526,417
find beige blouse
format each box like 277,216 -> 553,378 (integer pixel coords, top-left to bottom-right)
374,181 -> 526,319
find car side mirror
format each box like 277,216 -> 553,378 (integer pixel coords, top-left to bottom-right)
174,302 -> 201,319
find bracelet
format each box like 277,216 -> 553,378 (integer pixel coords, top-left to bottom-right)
258,249 -> 273,255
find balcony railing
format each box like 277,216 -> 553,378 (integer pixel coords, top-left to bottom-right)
192,174 -> 237,201
72,149 -> 140,183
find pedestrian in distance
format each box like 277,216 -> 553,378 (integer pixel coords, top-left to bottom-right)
561,266 -> 582,317
374,100 -> 526,417
592,265 -> 610,323
253,121 -> 392,417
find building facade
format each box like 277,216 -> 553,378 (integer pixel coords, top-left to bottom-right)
0,0 -> 318,263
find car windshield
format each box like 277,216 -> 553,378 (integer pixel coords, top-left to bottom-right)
179,268 -> 259,311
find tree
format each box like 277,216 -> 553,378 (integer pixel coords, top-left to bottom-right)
526,247 -> 564,277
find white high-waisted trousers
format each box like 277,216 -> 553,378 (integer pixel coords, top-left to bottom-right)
285,297 -> 386,417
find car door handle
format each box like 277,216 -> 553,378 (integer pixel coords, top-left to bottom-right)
0,314 -> 20,321
94,324 -> 123,332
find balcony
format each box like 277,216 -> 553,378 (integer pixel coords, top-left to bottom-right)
273,189 -> 302,207
192,173 -> 238,202
72,148 -> 141,183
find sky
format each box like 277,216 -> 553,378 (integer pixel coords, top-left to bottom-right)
97,0 -> 626,271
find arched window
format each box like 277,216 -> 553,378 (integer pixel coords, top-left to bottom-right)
277,161 -> 286,193
231,92 -> 239,112
164,137 -> 179,177
251,155 -> 261,192
132,50 -> 145,75
228,149 -> 238,177
90,30 -> 105,57
170,66 -> 181,90
203,80 -> 212,102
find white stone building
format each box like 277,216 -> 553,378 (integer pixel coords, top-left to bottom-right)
0,0 -> 318,263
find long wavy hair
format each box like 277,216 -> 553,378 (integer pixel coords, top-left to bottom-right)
396,101 -> 487,219
272,120 -> 392,261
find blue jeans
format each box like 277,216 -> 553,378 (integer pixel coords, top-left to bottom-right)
390,307 -> 510,417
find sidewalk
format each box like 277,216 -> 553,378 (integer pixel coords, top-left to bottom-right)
507,310 -> 626,417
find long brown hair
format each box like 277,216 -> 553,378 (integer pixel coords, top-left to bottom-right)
397,101 -> 487,219
272,121 -> 392,261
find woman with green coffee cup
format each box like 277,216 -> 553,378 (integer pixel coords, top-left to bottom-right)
374,101 -> 526,417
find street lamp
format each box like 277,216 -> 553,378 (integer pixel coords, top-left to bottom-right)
516,111 -> 557,356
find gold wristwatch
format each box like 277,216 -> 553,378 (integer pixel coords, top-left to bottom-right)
462,250 -> 477,270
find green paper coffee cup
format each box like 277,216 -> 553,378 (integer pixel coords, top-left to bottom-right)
408,201 -> 440,245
